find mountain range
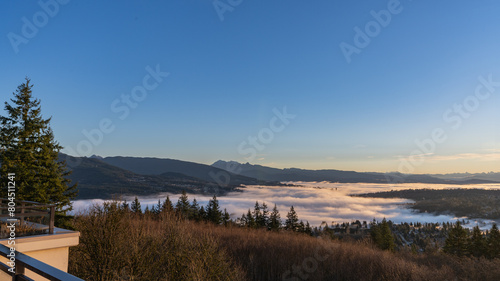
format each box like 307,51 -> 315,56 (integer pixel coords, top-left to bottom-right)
427,172 -> 500,182
60,154 -> 275,199
60,154 -> 500,200
211,161 -> 500,184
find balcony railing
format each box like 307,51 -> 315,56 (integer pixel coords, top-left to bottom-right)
0,244 -> 83,281
0,199 -> 55,237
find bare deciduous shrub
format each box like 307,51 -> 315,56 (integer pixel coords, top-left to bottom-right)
69,202 -> 244,281
69,202 -> 500,281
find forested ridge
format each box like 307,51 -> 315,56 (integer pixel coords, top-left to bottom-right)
355,188 -> 500,219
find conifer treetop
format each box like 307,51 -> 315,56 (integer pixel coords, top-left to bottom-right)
0,78 -> 77,213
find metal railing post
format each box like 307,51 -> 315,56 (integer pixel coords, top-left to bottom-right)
20,202 -> 25,227
1,199 -> 59,235
13,263 -> 25,281
49,206 -> 55,234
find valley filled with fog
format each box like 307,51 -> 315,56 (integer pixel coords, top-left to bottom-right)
73,182 -> 500,228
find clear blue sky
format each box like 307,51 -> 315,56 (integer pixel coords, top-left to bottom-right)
1,0 -> 499,173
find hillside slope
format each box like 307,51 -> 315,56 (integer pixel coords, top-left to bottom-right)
101,156 -> 275,186
60,154 -> 221,199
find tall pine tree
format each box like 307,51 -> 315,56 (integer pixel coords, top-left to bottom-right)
0,78 -> 77,214
131,196 -> 142,214
371,218 -> 395,251
444,221 -> 469,257
487,223 -> 500,259
245,209 -> 256,228
468,225 -> 486,258
304,221 -> 312,235
252,201 -> 261,223
175,190 -> 190,218
285,206 -> 299,231
121,200 -> 130,211
258,202 -> 269,228
161,195 -> 174,213
268,204 -> 281,231
206,195 -> 222,224
222,208 -> 230,226
189,198 -> 201,221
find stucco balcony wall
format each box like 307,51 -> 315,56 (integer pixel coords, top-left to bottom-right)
0,227 -> 79,281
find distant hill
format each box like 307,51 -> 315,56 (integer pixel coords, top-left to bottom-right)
60,154 -> 244,200
212,160 -> 389,182
428,172 -> 500,183
100,156 -> 274,186
211,160 -> 499,184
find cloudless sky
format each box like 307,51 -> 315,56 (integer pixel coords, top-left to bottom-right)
1,0 -> 499,173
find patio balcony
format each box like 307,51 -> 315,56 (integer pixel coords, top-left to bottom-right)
0,199 -> 82,281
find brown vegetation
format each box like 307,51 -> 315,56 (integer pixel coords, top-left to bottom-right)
69,203 -> 244,281
69,202 -> 500,281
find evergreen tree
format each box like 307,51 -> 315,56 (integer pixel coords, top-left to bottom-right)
154,199 -> 162,215
380,219 -> 395,251
189,198 -> 200,221
175,190 -> 190,218
238,212 -> 247,227
371,222 -> 381,246
304,221 -> 312,235
245,209 -> 256,228
298,220 -> 305,233
199,206 -> 207,221
131,196 -> 142,214
144,205 -> 150,215
371,218 -> 395,251
161,195 -> 174,213
121,200 -> 130,211
222,208 -> 230,226
268,204 -> 281,231
252,201 -> 262,226
258,202 -> 269,228
206,195 -> 222,224
468,225 -> 486,258
444,221 -> 469,257
0,78 -> 77,214
487,223 -> 500,259
285,206 -> 299,231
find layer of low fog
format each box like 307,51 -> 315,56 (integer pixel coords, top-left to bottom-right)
72,182 -> 500,228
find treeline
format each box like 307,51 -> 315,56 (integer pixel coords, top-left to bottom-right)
236,202 -> 313,234
125,191 -> 231,225
355,188 -> 500,219
369,219 -> 500,258
444,221 -> 500,259
124,191 -> 313,234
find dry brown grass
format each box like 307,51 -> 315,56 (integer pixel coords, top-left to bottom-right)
191,224 -> 441,281
186,221 -> 500,280
69,203 -> 245,281
69,203 -> 500,281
